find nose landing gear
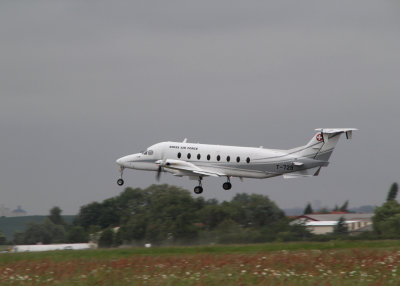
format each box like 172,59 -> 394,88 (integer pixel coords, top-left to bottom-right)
117,167 -> 125,186
194,177 -> 203,194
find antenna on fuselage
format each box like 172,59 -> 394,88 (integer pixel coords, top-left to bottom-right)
183,138 -> 187,143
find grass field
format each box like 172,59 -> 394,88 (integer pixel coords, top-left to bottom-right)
1,240 -> 400,285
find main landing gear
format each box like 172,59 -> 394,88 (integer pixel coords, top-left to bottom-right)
222,177 -> 232,190
193,177 -> 233,194
117,167 -> 124,186
194,177 -> 203,194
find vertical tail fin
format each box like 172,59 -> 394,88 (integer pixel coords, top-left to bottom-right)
292,128 -> 357,161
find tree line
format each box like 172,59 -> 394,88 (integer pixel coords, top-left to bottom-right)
2,182 -> 399,247
11,207 -> 87,245
303,200 -> 350,215
6,185 -> 311,246
74,185 -> 311,246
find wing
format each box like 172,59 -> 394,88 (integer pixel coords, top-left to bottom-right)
157,159 -> 226,177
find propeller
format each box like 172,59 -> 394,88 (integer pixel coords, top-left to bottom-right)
156,165 -> 162,181
155,159 -> 165,181
155,159 -> 173,181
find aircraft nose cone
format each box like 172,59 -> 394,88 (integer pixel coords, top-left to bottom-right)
116,154 -> 138,168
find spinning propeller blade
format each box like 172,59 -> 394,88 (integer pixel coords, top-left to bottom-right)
156,165 -> 162,181
155,159 -> 165,181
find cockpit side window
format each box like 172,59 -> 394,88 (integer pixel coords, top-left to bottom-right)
148,150 -> 154,155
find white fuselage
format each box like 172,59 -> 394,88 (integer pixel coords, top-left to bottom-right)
116,141 -> 318,179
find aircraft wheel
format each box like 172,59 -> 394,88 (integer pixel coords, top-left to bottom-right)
117,179 -> 124,186
222,182 -> 232,190
194,186 -> 203,194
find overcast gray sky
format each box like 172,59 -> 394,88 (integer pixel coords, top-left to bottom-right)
1,1 -> 399,215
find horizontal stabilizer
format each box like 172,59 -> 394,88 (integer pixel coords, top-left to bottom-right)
283,167 -> 321,179
315,128 -> 358,140
315,128 -> 358,133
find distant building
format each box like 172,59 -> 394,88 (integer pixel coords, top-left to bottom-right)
291,213 -> 374,235
11,206 -> 27,217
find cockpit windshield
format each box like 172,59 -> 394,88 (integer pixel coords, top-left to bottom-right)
141,150 -> 154,156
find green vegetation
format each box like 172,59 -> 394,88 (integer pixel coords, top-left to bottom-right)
11,208 -> 84,245
303,202 -> 313,214
71,182 -> 399,247
0,215 -> 75,241
373,182 -> 400,237
73,184 -> 308,246
2,241 -> 400,285
339,200 -> 349,212
333,216 -> 348,236
1,182 -> 400,285
386,182 -> 398,202
2,240 -> 400,263
3,181 -> 400,247
0,232 -> 6,245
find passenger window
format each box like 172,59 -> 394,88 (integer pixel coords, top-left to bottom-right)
236,156 -> 240,163
177,152 -> 181,159
197,154 -> 201,160
246,157 -> 250,163
207,154 -> 211,161
187,153 -> 191,159
217,155 -> 221,161
226,156 -> 230,162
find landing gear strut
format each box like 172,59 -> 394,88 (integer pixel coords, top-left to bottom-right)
117,167 -> 124,186
222,177 -> 232,190
194,177 -> 203,194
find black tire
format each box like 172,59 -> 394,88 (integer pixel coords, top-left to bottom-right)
222,182 -> 232,190
194,186 -> 203,194
117,179 -> 124,186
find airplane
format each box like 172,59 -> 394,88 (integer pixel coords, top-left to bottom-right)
116,128 -> 357,194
